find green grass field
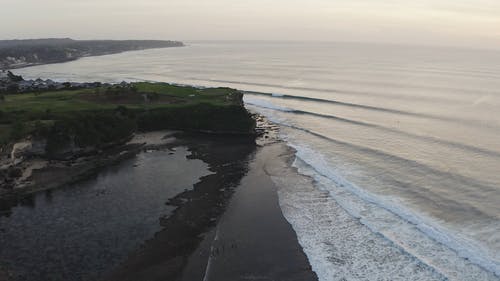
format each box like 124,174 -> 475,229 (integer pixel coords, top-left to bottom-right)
0,83 -> 254,149
0,124 -> 11,145
0,83 -> 239,114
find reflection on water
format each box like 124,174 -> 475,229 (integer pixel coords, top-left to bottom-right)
0,147 -> 210,281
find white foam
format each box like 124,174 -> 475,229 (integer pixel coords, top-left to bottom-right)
267,147 -> 446,281
286,137 -> 500,279
247,103 -> 500,280
287,143 -> 499,281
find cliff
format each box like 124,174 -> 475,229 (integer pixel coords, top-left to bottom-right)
0,79 -> 256,196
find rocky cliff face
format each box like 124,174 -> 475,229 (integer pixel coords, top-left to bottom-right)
10,138 -> 47,161
0,138 -> 47,191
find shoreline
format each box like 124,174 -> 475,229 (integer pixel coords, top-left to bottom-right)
248,111 -> 500,279
184,143 -> 316,281
102,127 -> 317,281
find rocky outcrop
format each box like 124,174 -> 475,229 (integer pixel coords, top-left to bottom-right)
10,138 -> 47,161
0,138 -> 46,190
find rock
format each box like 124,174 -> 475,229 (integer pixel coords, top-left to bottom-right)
2,182 -> 14,189
10,141 -> 30,160
7,167 -> 23,178
10,138 -> 47,160
45,138 -> 86,160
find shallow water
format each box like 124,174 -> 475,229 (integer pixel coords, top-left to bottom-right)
16,41 -> 500,280
0,148 -> 210,281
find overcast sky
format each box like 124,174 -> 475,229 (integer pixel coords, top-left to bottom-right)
1,0 -> 499,49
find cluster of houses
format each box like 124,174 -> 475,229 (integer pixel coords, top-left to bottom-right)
0,70 -> 106,93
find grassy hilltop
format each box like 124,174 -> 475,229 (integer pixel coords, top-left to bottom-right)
0,83 -> 255,157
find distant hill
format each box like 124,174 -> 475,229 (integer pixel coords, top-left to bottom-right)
0,38 -> 184,69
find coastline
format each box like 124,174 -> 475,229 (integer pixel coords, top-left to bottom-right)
183,143 -> 316,281
102,129 -> 317,281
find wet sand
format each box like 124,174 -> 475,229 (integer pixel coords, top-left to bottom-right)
103,135 -> 317,281
181,143 -> 317,281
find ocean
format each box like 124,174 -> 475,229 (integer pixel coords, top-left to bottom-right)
16,41 -> 500,280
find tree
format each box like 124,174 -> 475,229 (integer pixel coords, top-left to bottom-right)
10,120 -> 26,140
7,71 -> 23,82
6,83 -> 19,94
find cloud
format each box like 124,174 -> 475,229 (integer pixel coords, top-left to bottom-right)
1,0 -> 499,49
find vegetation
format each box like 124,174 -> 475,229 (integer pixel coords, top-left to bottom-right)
0,83 -> 255,155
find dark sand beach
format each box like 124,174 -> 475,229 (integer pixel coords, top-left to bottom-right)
180,143 -> 317,281
104,132 -> 317,281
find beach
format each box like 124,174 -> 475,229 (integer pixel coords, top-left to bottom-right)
104,132 -> 317,281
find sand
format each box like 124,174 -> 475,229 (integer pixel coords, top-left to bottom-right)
103,135 -> 317,281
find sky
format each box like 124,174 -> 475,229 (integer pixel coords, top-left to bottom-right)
1,0 -> 500,49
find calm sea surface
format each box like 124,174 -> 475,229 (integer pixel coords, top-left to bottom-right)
0,148 -> 210,281
16,41 -> 500,280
